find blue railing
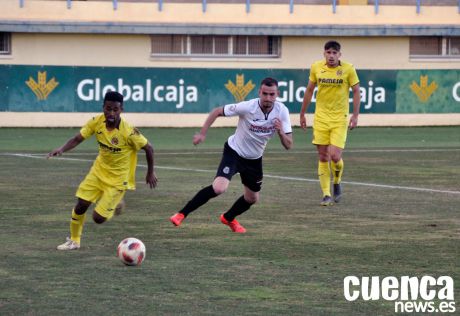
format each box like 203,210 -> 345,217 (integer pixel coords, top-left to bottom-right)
17,0 -> 460,15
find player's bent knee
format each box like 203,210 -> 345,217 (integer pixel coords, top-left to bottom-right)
212,180 -> 229,195
92,211 -> 107,224
212,186 -> 227,195
244,193 -> 259,204
75,199 -> 91,215
247,197 -> 258,204
212,177 -> 230,195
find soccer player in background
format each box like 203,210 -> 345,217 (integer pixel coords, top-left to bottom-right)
48,91 -> 158,250
299,40 -> 361,206
170,77 -> 293,233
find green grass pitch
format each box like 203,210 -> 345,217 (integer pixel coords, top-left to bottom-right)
0,126 -> 459,315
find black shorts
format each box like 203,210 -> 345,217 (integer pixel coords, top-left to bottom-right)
215,142 -> 263,192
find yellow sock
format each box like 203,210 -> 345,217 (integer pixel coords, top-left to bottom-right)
318,161 -> 331,197
70,209 -> 86,244
331,159 -> 344,184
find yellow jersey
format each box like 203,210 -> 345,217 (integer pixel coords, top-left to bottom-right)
80,114 -> 148,190
309,60 -> 359,123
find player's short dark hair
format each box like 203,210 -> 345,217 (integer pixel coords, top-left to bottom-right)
104,91 -> 124,105
324,40 -> 341,51
260,77 -> 278,87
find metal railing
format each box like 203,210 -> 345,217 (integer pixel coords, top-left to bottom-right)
17,0 -> 460,14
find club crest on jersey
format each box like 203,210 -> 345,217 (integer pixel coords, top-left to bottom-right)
336,70 -> 343,76
111,137 -> 119,145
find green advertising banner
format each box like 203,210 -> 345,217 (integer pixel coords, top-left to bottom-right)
0,65 -> 458,113
396,70 -> 460,113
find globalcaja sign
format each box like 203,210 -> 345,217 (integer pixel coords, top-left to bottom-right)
0,65 -> 459,113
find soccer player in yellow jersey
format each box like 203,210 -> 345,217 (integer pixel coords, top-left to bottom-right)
300,41 -> 361,206
48,91 -> 158,250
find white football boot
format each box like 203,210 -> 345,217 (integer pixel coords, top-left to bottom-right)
57,237 -> 80,250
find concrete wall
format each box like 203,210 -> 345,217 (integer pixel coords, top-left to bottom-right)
2,34 -> 460,70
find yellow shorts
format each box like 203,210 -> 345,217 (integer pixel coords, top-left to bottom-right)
76,171 -> 126,220
312,119 -> 348,149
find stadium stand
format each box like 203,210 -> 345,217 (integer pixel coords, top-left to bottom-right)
0,0 -> 459,127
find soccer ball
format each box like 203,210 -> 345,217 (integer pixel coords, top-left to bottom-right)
117,237 -> 146,266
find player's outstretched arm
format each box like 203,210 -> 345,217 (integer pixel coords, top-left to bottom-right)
142,142 -> 157,189
349,83 -> 361,130
47,133 -> 84,158
300,81 -> 316,131
193,106 -> 224,145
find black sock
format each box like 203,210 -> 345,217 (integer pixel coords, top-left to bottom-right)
180,185 -> 218,216
223,195 -> 253,222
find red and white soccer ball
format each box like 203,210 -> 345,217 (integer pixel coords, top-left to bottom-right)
117,237 -> 146,266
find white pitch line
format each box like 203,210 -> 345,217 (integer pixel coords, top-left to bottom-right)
3,148 -> 460,156
264,174 -> 460,195
3,153 -> 460,195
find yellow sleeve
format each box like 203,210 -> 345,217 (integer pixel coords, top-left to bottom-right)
79,117 -> 97,139
309,63 -> 317,83
349,66 -> 360,87
127,127 -> 148,151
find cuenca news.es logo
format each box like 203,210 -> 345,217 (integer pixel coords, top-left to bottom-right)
344,276 -> 456,313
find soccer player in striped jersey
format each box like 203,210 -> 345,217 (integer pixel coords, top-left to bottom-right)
300,40 -> 361,206
48,91 -> 158,250
170,77 -> 293,233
